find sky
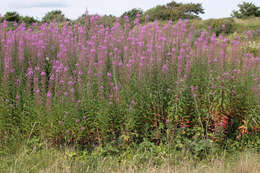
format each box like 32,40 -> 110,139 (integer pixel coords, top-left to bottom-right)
0,0 -> 260,20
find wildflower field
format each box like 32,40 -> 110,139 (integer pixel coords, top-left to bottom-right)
0,15 -> 260,172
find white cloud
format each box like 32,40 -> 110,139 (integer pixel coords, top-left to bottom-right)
9,0 -> 68,9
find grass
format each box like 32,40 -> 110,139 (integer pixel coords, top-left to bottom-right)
234,17 -> 260,30
1,142 -> 260,173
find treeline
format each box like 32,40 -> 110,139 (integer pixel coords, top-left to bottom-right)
0,12 -> 38,25
1,1 -> 259,25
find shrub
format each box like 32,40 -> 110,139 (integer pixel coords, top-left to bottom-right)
42,10 -> 68,23
21,16 -> 38,25
121,8 -> 144,22
205,18 -> 235,36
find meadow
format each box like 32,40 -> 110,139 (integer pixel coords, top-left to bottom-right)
0,14 -> 260,172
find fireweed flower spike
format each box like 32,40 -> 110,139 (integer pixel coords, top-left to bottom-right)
0,15 -> 259,149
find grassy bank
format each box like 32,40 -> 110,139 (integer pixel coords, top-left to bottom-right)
1,142 -> 260,173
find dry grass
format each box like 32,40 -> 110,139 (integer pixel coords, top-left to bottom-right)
111,152 -> 260,173
234,17 -> 260,25
1,145 -> 260,173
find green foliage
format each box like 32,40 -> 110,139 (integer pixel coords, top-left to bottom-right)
75,14 -> 117,28
232,2 -> 260,18
145,5 -> 169,21
1,138 -> 260,172
205,18 -> 235,36
121,8 -> 144,22
2,11 -> 21,22
0,12 -> 260,166
42,10 -> 68,23
21,16 -> 38,25
145,1 -> 204,21
166,1 -> 204,19
1,12 -> 38,26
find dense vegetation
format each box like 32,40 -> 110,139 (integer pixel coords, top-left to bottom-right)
0,1 -> 260,172
0,12 -> 260,148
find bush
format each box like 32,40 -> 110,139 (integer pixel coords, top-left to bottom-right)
205,18 -> 235,36
121,8 -> 144,22
21,16 -> 38,25
42,10 -> 68,23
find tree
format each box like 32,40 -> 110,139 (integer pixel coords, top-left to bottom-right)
1,12 -> 38,26
145,5 -> 169,21
145,1 -> 204,21
231,2 -> 260,18
21,16 -> 38,25
121,8 -> 144,22
2,11 -> 21,22
42,10 -> 68,23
